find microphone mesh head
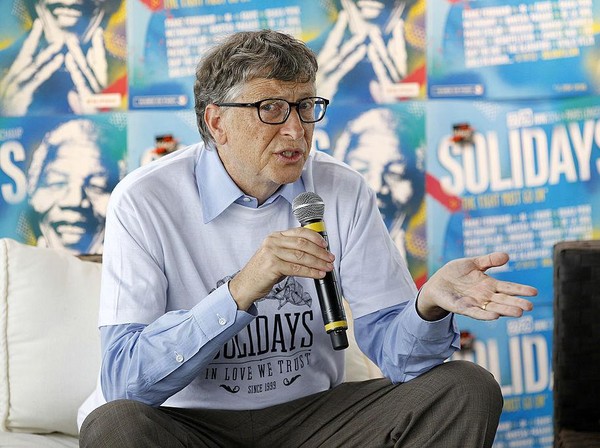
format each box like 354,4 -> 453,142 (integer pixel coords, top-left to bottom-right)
292,192 -> 325,224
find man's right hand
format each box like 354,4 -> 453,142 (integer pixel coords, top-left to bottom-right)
228,227 -> 336,310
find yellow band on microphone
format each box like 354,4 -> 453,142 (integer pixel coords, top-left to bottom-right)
304,221 -> 326,232
325,320 -> 348,332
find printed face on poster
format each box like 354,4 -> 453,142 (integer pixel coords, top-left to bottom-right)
315,101 -> 428,285
0,113 -> 126,255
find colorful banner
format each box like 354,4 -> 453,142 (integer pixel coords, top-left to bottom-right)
427,95 -> 600,447
128,0 -> 331,110
316,101 -> 428,286
128,0 -> 426,110
307,0 -> 426,105
0,113 -> 127,255
0,0 -> 127,116
427,0 -> 600,100
453,306 -> 554,448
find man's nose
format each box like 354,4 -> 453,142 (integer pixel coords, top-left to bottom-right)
280,108 -> 306,139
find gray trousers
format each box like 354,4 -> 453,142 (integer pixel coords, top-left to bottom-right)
79,361 -> 502,448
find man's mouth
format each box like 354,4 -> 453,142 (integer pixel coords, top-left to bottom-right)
276,149 -> 304,162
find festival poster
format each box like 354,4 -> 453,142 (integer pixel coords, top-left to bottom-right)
127,109 -> 200,170
453,306 -> 554,448
427,95 -> 600,447
306,0 -> 427,105
0,113 -> 127,255
127,0 -> 332,111
0,0 -> 127,117
315,101 -> 428,286
427,0 -> 600,100
427,96 -> 600,302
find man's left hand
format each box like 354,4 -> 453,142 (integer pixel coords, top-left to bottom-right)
417,252 -> 537,321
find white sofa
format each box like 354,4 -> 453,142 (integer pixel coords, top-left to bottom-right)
0,238 -> 381,447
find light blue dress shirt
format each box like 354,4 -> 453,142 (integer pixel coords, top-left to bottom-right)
98,144 -> 460,408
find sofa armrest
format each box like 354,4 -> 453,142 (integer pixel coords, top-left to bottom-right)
0,239 -> 102,437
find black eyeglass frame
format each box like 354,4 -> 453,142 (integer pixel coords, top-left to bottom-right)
214,96 -> 330,125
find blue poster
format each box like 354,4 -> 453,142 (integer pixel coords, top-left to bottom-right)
0,0 -> 127,116
315,101 -> 427,286
307,0 -> 426,105
128,0 -> 331,110
427,95 -> 600,447
0,113 -> 127,255
427,0 -> 600,100
128,0 -> 427,110
453,306 -> 554,447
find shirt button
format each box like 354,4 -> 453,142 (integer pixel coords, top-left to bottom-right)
217,314 -> 227,325
242,196 -> 251,202
175,353 -> 184,363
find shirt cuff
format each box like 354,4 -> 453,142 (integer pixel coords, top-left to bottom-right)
190,283 -> 255,339
405,298 -> 456,341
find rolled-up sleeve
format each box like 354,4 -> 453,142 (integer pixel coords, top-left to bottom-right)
354,298 -> 460,383
100,283 -> 256,406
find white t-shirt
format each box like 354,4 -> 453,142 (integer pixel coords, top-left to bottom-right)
78,143 -> 420,427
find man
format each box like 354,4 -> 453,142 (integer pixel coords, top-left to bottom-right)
0,0 -> 124,116
24,118 -> 124,254
79,30 -> 536,447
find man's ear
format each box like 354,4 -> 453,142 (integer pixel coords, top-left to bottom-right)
204,104 -> 227,145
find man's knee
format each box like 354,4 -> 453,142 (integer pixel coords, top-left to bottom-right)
438,360 -> 503,412
80,399 -> 156,448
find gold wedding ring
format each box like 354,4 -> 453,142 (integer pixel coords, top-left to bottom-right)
481,301 -> 490,311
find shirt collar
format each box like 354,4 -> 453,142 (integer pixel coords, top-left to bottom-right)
196,144 -> 305,223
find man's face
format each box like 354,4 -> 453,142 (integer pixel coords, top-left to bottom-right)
37,0 -> 100,33
29,140 -> 111,253
212,78 -> 316,202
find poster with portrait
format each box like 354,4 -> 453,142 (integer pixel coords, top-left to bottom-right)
127,109 -> 200,171
127,0 -> 332,111
306,0 -> 427,105
427,0 -> 600,100
426,95 -> 600,447
315,101 -> 427,286
0,0 -> 127,117
0,113 -> 127,255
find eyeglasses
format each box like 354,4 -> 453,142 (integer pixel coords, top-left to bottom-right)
214,97 -> 329,125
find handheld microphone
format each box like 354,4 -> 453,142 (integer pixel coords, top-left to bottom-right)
292,192 -> 349,351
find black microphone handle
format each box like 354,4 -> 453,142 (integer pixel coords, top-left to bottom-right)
303,220 -> 349,350
313,269 -> 349,350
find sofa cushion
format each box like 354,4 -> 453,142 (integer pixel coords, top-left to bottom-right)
0,239 -> 102,437
0,431 -> 78,448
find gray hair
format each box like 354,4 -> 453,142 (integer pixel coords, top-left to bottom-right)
194,30 -> 318,145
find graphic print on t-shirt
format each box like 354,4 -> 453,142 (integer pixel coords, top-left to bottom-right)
207,273 -> 318,398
